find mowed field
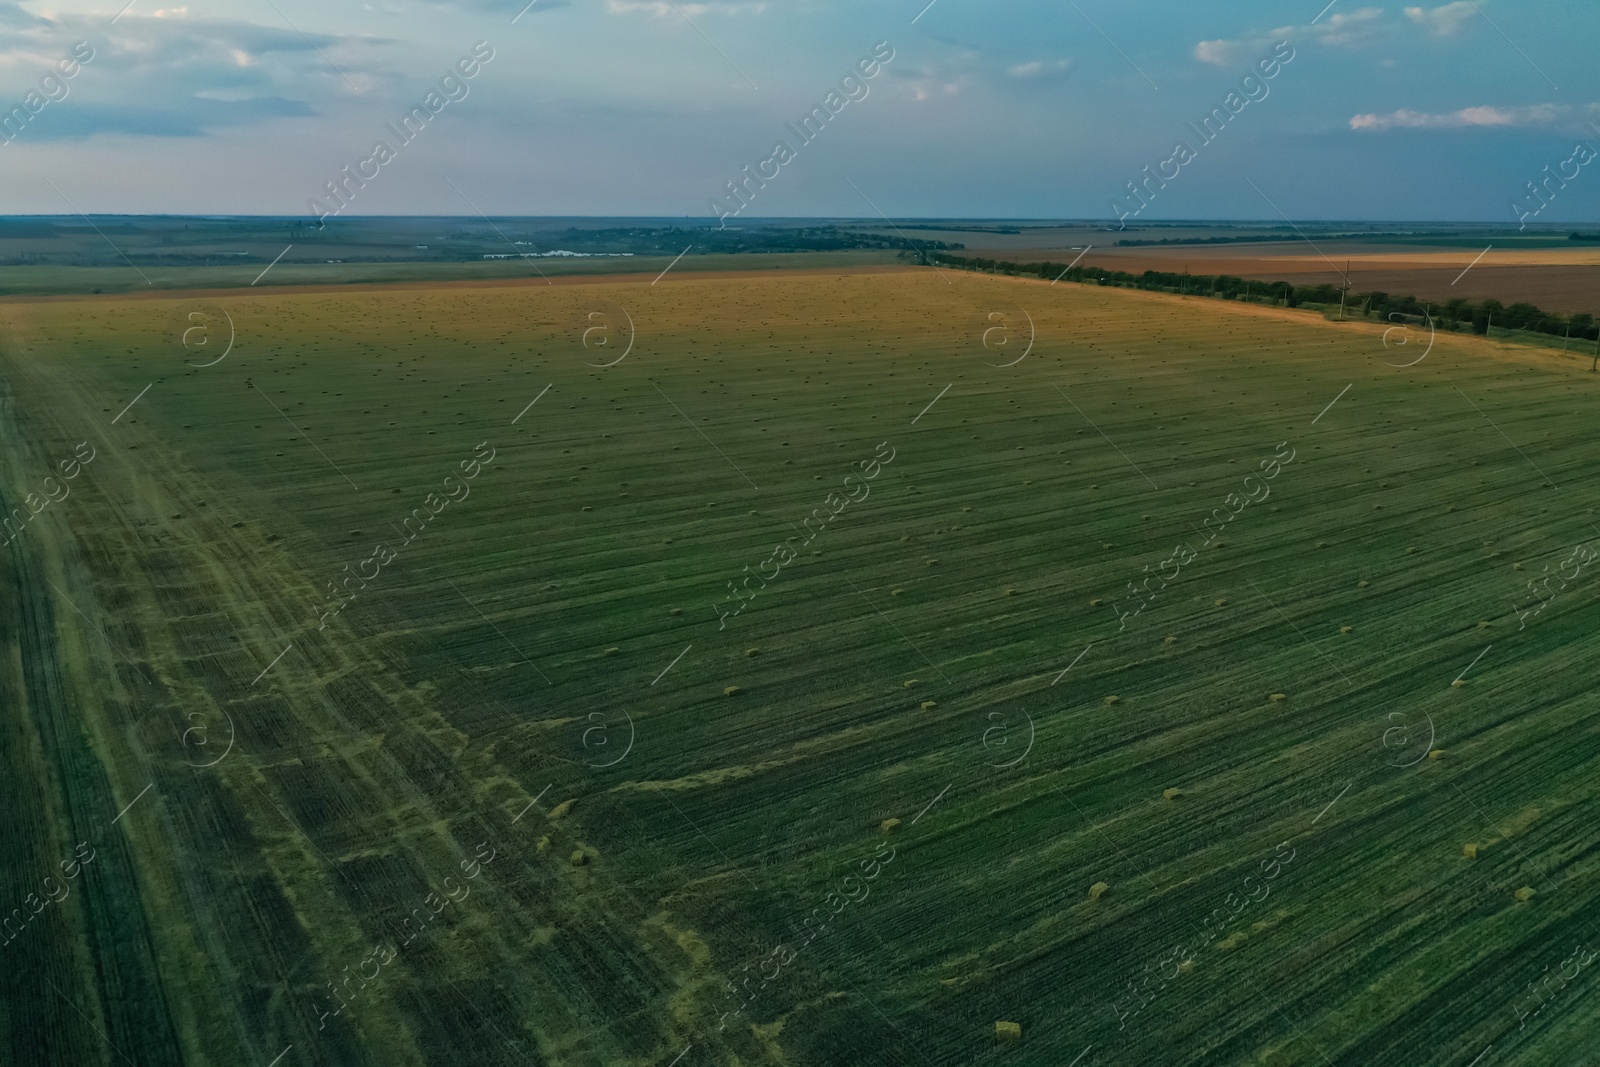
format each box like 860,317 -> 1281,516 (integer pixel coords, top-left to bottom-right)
1,269 -> 1599,1066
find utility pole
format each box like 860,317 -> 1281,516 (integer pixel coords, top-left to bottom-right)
1564,324 -> 1571,355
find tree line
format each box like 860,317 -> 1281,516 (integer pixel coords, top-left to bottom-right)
927,252 -> 1596,342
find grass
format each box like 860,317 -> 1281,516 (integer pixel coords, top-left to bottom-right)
0,269 -> 1598,1065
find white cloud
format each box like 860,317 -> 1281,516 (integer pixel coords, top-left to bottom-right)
1196,6 -> 1383,65
1194,38 -> 1251,66
1007,58 -> 1069,79
1310,6 -> 1385,47
1405,1 -> 1476,36
1349,103 -> 1566,130
604,0 -> 766,16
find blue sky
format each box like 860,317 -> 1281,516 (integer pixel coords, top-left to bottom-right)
1,0 -> 1597,222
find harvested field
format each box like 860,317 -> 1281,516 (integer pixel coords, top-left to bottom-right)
1,269 -> 1598,1065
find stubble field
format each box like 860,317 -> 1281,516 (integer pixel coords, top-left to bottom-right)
1,268 -> 1598,1066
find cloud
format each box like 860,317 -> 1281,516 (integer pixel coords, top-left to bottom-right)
604,0 -> 765,16
406,0 -> 568,12
0,5 -> 393,141
884,60 -> 970,103
1311,6 -> 1385,47
1405,2 -> 1476,36
1349,103 -> 1567,130
1007,58 -> 1069,79
1196,7 -> 1383,65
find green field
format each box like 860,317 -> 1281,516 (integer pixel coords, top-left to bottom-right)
1,269 -> 1598,1065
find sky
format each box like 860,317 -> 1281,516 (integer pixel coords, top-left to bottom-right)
1,0 -> 1597,223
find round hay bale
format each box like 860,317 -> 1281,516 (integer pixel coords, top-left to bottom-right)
745,648 -> 761,657
920,700 -> 938,710
994,1021 -> 1022,1041
1339,626 -> 1353,634
903,679 -> 920,688
1515,886 -> 1536,902
1268,693 -> 1287,703
1462,843 -> 1478,859
723,686 -> 741,697
1163,788 -> 1183,801
1427,749 -> 1445,760
570,849 -> 588,867
1089,881 -> 1110,901
1214,598 -> 1227,606
1104,695 -> 1120,706
880,818 -> 902,833
604,646 -> 619,655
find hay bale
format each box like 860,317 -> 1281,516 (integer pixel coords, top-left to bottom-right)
1089,881 -> 1110,901
536,836 -> 550,854
1339,626 -> 1353,634
1163,787 -> 1183,801
903,679 -> 920,688
1427,749 -> 1445,760
604,646 -> 620,655
920,700 -> 938,710
1104,695 -> 1120,706
994,1021 -> 1022,1041
1515,886 -> 1536,902
1178,959 -> 1196,974
890,588 -> 904,596
1358,580 -> 1370,588
1450,679 -> 1466,689
1004,587 -> 1017,596
745,648 -> 761,657
1477,620 -> 1490,629
549,799 -> 573,820
880,818 -> 902,833
724,686 -> 741,697
1164,635 -> 1178,645
1089,598 -> 1102,607
1214,598 -> 1227,606
1269,693 -> 1287,703
1462,843 -> 1478,859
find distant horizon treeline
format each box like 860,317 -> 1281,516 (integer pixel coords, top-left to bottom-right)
926,251 -> 1598,342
